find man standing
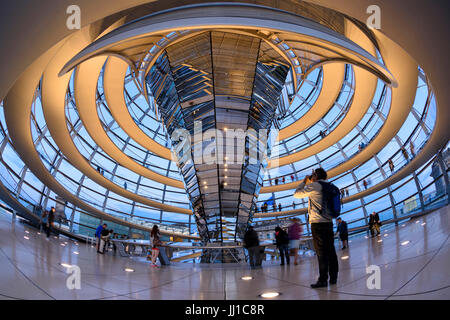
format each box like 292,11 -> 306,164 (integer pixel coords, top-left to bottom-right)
95,223 -> 107,253
243,226 -> 260,268
368,212 -> 381,237
294,168 -> 338,288
42,207 -> 56,238
336,218 -> 349,249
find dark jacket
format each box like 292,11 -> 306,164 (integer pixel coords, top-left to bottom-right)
275,229 -> 289,246
243,228 -> 259,248
337,221 -> 348,235
368,213 -> 381,226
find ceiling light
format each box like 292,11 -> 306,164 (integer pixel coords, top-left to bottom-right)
384,234 -> 388,237
24,236 -> 29,240
124,268 -> 134,272
341,255 -> 349,260
401,240 -> 410,246
60,263 -> 72,268
377,239 -> 383,243
415,221 -> 419,224
61,243 -> 66,246
203,181 -> 207,185
402,224 -> 406,227
25,231 -> 29,234
224,182 -> 228,186
421,222 -> 426,226
241,276 -> 253,280
73,251 -> 79,255
260,292 -> 280,299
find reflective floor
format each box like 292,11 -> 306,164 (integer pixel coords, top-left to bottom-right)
0,205 -> 449,300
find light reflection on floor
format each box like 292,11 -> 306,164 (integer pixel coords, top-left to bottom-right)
0,205 -> 448,300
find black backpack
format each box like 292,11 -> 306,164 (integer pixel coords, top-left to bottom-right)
317,181 -> 341,218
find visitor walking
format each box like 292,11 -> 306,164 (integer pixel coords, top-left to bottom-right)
336,218 -> 348,249
150,225 -> 162,267
288,218 -> 303,265
274,226 -> 290,265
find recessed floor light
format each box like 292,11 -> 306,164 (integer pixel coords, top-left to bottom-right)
23,236 -> 29,240
377,239 -> 383,243
61,244 -> 66,246
341,256 -> 349,260
124,268 -> 134,272
260,292 -> 280,299
401,240 -> 410,246
241,276 -> 253,280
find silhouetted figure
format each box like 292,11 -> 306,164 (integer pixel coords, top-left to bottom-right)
368,211 -> 381,237
401,147 -> 409,163
243,226 -> 260,268
275,226 -> 290,265
336,218 -> 348,249
388,159 -> 394,173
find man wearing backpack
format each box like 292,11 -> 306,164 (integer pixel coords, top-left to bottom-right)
294,168 -> 339,288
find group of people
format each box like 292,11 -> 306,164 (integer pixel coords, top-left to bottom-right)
257,202 -> 283,213
95,224 -> 116,254
246,168 -> 340,288
268,174 -> 296,186
245,167 -> 386,288
94,224 -> 163,267
243,217 -> 304,268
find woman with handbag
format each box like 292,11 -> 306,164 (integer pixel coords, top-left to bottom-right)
150,225 -> 162,267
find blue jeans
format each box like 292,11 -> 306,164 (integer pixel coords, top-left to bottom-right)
278,244 -> 290,264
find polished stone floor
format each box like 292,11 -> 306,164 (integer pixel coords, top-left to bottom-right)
0,205 -> 449,300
